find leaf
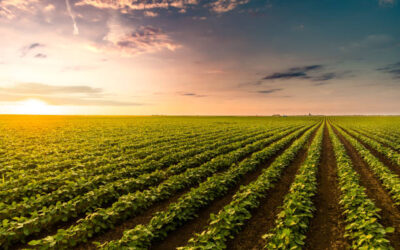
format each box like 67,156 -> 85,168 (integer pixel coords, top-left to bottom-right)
385,227 -> 395,233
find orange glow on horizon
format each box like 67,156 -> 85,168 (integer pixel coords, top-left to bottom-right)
6,99 -> 62,115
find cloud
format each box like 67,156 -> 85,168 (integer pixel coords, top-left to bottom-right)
256,88 -> 283,94
65,0 -> 79,35
378,0 -> 395,7
0,83 -> 102,95
178,92 -> 207,97
143,11 -> 159,17
340,34 -> 397,52
75,0 -> 197,12
0,94 -> 142,106
21,42 -> 45,57
91,21 -> 180,56
0,83 -> 141,106
34,53 -> 47,58
263,65 -> 323,81
211,0 -> 250,13
76,0 -> 248,14
0,0 -> 39,19
377,61 -> 400,79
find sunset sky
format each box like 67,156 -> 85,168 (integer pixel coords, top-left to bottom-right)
0,0 -> 399,115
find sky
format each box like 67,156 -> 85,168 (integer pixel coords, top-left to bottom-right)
0,0 -> 399,115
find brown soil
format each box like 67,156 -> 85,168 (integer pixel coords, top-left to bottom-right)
304,125 -> 349,249
150,125 -> 315,250
73,128 -> 303,249
356,129 -> 400,153
224,124 -> 320,250
76,189 -> 187,250
332,124 -> 400,250
339,126 -> 400,175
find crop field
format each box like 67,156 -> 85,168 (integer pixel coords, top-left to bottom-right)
1,115 -> 400,249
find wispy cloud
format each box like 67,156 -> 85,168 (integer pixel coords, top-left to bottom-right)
90,21 -> 180,56
211,0 -> 250,13
34,53 -> 47,59
256,88 -> 283,94
20,42 -> 45,57
0,83 -> 102,95
0,0 -> 39,19
0,94 -> 142,106
340,34 -> 397,52
378,0 -> 395,7
377,61 -> 400,79
263,65 -> 323,81
65,0 -> 79,35
76,0 -> 248,14
0,83 -> 141,106
178,92 -> 207,97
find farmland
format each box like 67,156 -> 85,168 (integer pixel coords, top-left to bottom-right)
0,115 -> 400,249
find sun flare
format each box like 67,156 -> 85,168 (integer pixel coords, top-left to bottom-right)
11,99 -> 60,115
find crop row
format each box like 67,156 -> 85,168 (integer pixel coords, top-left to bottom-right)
327,123 -> 392,249
0,126 -> 293,221
0,126 -> 292,248
0,125 -> 247,195
263,123 -> 324,249
341,127 -> 400,166
25,125 -> 312,249
179,123 -> 320,249
334,126 -> 400,205
0,126 -> 269,204
355,127 -> 400,151
1,125 -> 235,178
100,123 -> 319,249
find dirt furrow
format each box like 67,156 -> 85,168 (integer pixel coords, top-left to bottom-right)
304,125 -> 348,250
75,129 -> 305,249
339,126 -> 400,176
149,126 -> 317,250
332,125 -> 400,250
223,125 -> 320,250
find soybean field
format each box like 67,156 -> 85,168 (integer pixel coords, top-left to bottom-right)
1,115 -> 400,249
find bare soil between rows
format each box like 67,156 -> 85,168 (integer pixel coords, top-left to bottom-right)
332,124 -> 400,249
224,124 -> 320,250
150,125 -> 315,250
304,125 -> 349,250
74,128 -> 302,249
339,126 -> 400,176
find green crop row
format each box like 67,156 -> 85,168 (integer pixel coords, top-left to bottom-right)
1,125 -> 234,180
178,123 -> 320,250
263,123 -> 324,249
355,128 -> 400,151
328,123 -> 393,249
0,127 -> 261,206
0,125 -> 246,198
100,124 -> 318,249
342,127 -> 400,166
0,126 -> 297,248
334,126 -> 400,205
0,126 -> 291,222
19,125 -> 310,249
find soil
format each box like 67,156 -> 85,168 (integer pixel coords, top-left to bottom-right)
332,124 -> 400,250
339,126 -> 400,175
304,125 -> 349,249
223,124 -> 320,250
150,125 -> 314,250
73,128 -> 303,249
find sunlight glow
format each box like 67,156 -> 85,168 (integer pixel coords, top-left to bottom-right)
10,99 -> 61,115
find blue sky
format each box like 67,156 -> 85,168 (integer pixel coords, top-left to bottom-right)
0,0 -> 399,115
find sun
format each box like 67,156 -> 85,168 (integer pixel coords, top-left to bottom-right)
12,99 -> 60,115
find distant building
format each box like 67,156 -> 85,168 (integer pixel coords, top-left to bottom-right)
272,114 -> 281,117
